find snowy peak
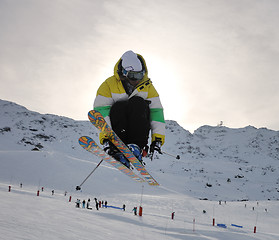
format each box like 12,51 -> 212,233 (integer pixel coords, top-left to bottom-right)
191,125 -> 279,160
0,99 -> 96,152
1,99 -> 29,113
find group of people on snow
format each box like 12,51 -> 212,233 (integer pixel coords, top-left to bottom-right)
75,198 -> 135,213
75,198 -> 109,210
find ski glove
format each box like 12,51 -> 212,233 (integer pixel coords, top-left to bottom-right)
102,140 -> 111,153
150,140 -> 162,155
102,140 -> 118,156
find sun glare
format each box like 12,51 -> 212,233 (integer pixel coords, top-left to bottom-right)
146,55 -> 188,125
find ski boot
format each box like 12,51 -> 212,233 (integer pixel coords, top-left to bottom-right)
128,144 -> 144,165
103,140 -> 130,169
113,152 -> 131,169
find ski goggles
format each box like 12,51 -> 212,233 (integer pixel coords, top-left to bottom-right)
122,69 -> 145,81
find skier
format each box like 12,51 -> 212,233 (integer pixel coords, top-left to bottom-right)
93,50 -> 165,167
87,198 -> 92,210
94,198 -> 99,210
75,199 -> 81,208
132,207 -> 137,215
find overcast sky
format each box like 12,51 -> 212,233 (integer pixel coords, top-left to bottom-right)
1,0 -> 279,133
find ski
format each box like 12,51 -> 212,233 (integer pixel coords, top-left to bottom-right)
79,136 -> 144,183
88,110 -> 159,186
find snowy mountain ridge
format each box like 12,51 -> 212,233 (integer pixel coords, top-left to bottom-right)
0,99 -> 278,201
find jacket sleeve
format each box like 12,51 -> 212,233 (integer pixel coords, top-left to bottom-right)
93,80 -> 115,130
147,85 -> 165,145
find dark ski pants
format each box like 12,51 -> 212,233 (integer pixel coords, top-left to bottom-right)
109,96 -> 150,149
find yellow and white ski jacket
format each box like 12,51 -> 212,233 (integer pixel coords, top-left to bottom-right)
93,53 -> 165,145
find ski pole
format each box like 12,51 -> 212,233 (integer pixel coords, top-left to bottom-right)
76,159 -> 103,191
150,150 -> 162,161
162,151 -> 180,160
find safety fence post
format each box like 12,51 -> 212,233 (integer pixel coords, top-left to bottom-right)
139,206 -> 143,216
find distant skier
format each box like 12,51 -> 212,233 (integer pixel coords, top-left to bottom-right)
94,198 -> 99,210
87,199 -> 92,210
105,201 -> 108,208
82,200 -> 86,208
93,50 -> 165,167
75,199 -> 81,208
122,204 -> 126,211
132,207 -> 137,215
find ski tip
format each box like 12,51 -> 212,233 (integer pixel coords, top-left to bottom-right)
88,109 -> 98,117
78,136 -> 92,146
78,136 -> 88,141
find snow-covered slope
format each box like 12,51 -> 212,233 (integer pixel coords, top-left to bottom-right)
1,182 -> 279,240
1,99 -> 279,240
0,99 -> 279,201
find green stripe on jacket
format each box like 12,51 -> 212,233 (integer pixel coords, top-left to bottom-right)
150,108 -> 165,123
95,106 -> 165,123
94,106 -> 111,118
